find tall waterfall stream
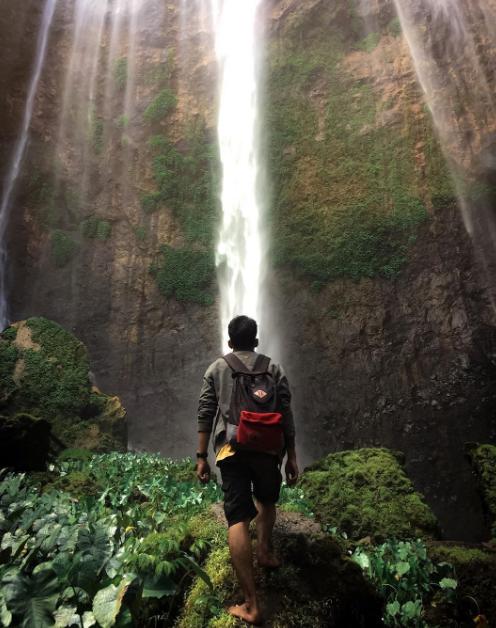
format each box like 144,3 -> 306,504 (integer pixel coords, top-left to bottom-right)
0,0 -> 58,329
211,0 -> 265,350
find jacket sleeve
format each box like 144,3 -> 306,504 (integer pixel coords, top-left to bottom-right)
197,367 -> 218,433
276,365 -> 296,444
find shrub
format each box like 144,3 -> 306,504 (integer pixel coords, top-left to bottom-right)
150,245 -> 216,305
51,230 -> 76,268
114,57 -> 128,89
144,88 -> 177,122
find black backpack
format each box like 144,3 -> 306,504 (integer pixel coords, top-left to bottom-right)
223,353 -> 284,453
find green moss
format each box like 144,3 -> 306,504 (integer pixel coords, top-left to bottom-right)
466,443 -> 496,539
1,326 -> 17,342
300,448 -> 439,541
0,318 -> 125,452
114,57 -> 128,89
357,32 -> 381,52
134,226 -> 146,241
388,17 -> 402,37
179,517 -> 383,627
150,245 -> 216,305
146,124 -> 220,245
266,21 -> 452,283
81,216 -> 112,241
51,230 -> 77,267
144,88 -> 177,122
91,114 -> 104,155
141,191 -> 163,214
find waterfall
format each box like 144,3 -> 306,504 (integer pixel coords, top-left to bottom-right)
212,0 -> 265,350
0,0 -> 57,329
392,0 -> 496,225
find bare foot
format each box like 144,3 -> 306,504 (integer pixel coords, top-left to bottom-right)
256,551 -> 281,568
228,602 -> 263,625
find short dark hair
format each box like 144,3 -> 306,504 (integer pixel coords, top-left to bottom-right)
228,315 -> 257,350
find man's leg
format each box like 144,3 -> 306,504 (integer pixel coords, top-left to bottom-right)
251,453 -> 283,568
227,520 -> 262,624
254,500 -> 280,568
219,455 -> 262,624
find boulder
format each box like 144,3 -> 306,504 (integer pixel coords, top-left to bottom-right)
0,317 -> 127,470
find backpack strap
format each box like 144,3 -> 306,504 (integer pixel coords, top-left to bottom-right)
253,353 -> 270,373
223,353 -> 271,375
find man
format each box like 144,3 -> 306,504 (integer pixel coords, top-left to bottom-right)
196,315 -> 299,625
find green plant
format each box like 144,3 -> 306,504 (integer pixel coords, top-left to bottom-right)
146,124 -> 219,245
150,245 -> 216,305
353,539 -> 457,627
357,32 -> 381,53
0,453 -> 222,627
143,88 -> 177,123
114,57 -> 128,90
81,216 -> 111,241
91,116 -> 104,155
116,114 -> 129,128
265,24 -> 452,283
51,230 -> 76,268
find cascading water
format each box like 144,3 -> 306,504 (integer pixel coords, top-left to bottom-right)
393,0 -> 496,307
0,0 -> 57,329
392,0 -> 496,218
211,0 -> 265,350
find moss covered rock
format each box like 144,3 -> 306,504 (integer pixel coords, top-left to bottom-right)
0,318 -> 126,466
300,448 -> 439,541
426,543 -> 496,623
466,443 -> 496,539
177,507 -> 383,627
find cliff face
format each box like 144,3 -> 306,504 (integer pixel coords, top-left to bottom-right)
1,0 -> 496,538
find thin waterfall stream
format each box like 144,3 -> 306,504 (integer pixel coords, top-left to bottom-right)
0,0 -> 57,329
212,0 -> 265,349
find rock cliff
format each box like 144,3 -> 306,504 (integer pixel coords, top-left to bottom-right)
1,0 -> 495,538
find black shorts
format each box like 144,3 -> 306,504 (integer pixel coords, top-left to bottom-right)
218,451 -> 282,527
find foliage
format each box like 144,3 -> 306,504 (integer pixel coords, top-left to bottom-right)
357,32 -> 381,53
143,89 -> 177,123
146,125 -> 220,245
465,443 -> 496,538
51,230 -> 77,268
113,57 -> 128,90
150,245 -> 215,305
0,453 -> 222,627
300,448 -> 439,541
81,217 -> 112,241
90,114 -> 104,155
353,539 -> 457,627
265,21 -> 452,283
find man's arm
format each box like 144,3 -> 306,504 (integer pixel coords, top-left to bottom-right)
276,366 -> 299,486
196,368 -> 218,483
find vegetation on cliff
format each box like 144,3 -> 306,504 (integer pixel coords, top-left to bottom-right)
466,443 -> 496,539
300,448 -> 439,541
265,7 -> 453,285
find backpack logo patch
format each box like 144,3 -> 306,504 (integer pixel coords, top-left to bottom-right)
254,389 -> 267,399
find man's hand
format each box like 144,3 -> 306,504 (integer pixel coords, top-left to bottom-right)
285,456 -> 299,486
196,459 -> 211,484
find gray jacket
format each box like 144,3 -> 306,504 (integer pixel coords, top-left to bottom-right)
197,350 -> 296,455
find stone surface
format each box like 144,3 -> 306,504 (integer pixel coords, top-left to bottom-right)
0,0 -> 495,540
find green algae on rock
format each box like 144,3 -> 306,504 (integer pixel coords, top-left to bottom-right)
465,443 -> 496,539
0,318 -> 126,467
177,507 -> 383,627
300,448 -> 439,541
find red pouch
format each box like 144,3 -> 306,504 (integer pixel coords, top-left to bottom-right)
236,411 -> 284,452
